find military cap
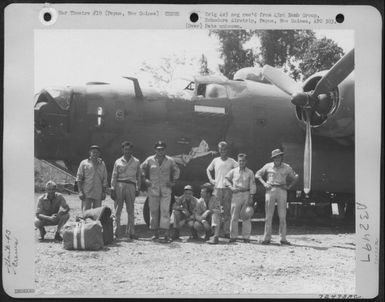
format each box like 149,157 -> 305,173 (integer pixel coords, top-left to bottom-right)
89,145 -> 101,151
154,141 -> 167,149
45,180 -> 57,190
271,149 -> 284,158
184,185 -> 193,191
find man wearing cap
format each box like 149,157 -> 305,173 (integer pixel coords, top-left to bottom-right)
35,181 -> 70,241
141,141 -> 180,242
194,183 -> 221,243
171,185 -> 198,240
255,149 -> 299,245
76,145 -> 108,212
225,153 -> 256,243
206,141 -> 238,238
111,141 -> 142,239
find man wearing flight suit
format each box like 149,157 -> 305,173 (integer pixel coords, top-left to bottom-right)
35,181 -> 70,241
255,149 -> 299,245
225,153 -> 257,243
141,141 -> 180,242
206,141 -> 238,238
110,141 -> 142,239
76,145 -> 108,212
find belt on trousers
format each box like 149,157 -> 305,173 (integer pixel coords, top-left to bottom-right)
234,189 -> 250,193
117,179 -> 136,185
270,184 -> 285,188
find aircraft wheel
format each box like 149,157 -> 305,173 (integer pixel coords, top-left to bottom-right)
143,197 -> 150,227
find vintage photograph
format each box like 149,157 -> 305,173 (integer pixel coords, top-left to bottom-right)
33,29 -> 355,296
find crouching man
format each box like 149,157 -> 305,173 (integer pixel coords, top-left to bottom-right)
171,185 -> 198,240
194,183 -> 221,244
35,181 -> 70,241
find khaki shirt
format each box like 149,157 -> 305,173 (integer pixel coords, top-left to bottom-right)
111,156 -> 141,190
225,167 -> 257,194
76,158 -> 108,200
36,192 -> 69,216
141,155 -> 180,196
173,195 -> 198,216
255,162 -> 297,186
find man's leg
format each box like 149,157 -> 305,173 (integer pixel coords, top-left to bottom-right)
82,198 -> 92,212
240,193 -> 252,239
148,195 -> 160,239
222,188 -> 232,237
263,189 -> 276,242
172,211 -> 185,239
277,188 -> 288,242
56,213 -> 70,233
93,198 -> 102,209
114,184 -> 125,237
230,193 -> 243,240
159,192 -> 171,239
34,218 -> 46,240
125,183 -> 136,236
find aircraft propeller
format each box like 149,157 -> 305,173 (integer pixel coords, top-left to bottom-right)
262,49 -> 354,194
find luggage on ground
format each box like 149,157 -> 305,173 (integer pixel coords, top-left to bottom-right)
83,206 -> 114,245
62,219 -> 104,250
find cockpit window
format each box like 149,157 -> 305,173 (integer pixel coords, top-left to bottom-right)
197,84 -> 228,99
45,88 -> 71,110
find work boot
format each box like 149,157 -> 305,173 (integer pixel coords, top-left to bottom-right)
229,238 -> 236,243
207,236 -> 219,245
205,231 -> 211,241
224,234 -> 230,239
54,232 -> 63,242
189,228 -> 198,240
129,234 -> 139,240
151,230 -> 159,241
171,229 -> 180,240
280,240 -> 291,245
261,240 -> 270,245
38,227 -> 46,241
243,238 -> 251,243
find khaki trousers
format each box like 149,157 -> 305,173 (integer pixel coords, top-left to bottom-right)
115,182 -> 136,235
264,187 -> 287,241
230,191 -> 251,239
215,188 -> 232,235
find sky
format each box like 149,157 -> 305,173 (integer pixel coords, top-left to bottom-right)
34,29 -> 353,93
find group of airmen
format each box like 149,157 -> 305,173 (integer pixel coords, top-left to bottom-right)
35,140 -> 298,245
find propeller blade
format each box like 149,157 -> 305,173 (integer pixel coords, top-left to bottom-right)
312,48 -> 354,97
303,110 -> 312,194
262,65 -> 302,96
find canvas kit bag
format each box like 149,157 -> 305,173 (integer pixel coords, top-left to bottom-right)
62,219 -> 104,250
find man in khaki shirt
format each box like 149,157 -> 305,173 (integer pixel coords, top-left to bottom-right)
76,145 -> 108,212
111,141 -> 142,239
141,141 -> 180,242
35,181 -> 70,241
255,149 -> 298,245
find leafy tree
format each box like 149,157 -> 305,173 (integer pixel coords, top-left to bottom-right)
299,37 -> 344,79
210,30 -> 255,79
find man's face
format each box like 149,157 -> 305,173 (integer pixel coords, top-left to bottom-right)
184,190 -> 193,200
219,146 -> 228,157
155,147 -> 166,157
47,187 -> 56,199
273,155 -> 283,166
238,158 -> 247,169
123,145 -> 132,158
90,149 -> 100,160
200,188 -> 208,199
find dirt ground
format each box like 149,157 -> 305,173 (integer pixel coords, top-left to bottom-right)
34,192 -> 355,297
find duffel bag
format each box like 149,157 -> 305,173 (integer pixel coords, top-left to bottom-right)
62,219 -> 104,250
82,206 -> 114,245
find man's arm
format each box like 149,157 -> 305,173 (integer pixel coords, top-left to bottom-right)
285,167 -> 299,190
140,158 -> 151,187
110,161 -> 118,191
206,159 -> 215,185
58,195 -> 70,214
248,170 -> 257,205
255,165 -> 271,190
76,161 -> 85,197
136,162 -> 142,192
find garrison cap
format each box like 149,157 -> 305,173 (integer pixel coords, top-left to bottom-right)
45,180 -> 57,190
154,141 -> 167,149
89,145 -> 101,151
271,149 -> 284,158
184,185 -> 193,191
121,141 -> 133,148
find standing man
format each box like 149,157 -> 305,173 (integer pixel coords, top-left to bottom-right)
206,141 -> 238,238
110,141 -> 142,239
255,149 -> 299,245
76,145 -> 108,212
35,181 -> 70,241
141,141 -> 180,242
225,153 -> 256,243
171,185 -> 198,240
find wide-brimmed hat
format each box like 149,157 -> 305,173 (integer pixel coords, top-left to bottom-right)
184,185 -> 193,191
271,149 -> 284,158
89,145 -> 101,151
154,141 -> 167,149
